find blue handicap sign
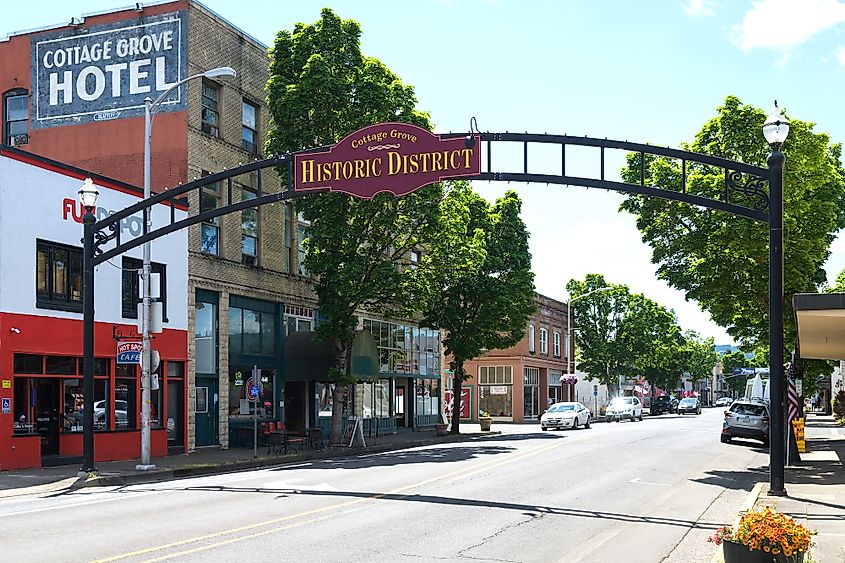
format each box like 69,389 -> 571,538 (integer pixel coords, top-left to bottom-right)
248,384 -> 260,400
593,390 -> 598,397
1,397 -> 10,414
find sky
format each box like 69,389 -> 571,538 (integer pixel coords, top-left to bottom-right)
5,0 -> 845,346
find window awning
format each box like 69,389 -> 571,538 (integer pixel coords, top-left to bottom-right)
282,330 -> 380,382
794,293 -> 845,360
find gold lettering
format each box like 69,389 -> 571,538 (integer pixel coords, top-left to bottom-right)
301,159 -> 314,184
462,148 -> 473,169
371,157 -> 382,177
420,152 -> 431,173
355,159 -> 365,178
342,161 -> 354,179
388,152 -> 401,175
431,151 -> 443,172
408,153 -> 419,174
449,150 -> 459,169
322,161 -> 333,182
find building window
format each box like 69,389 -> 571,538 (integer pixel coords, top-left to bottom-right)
285,305 -> 313,335
478,365 -> 513,419
242,100 -> 258,153
284,204 -> 294,273
410,249 -> 420,270
528,324 -> 535,353
195,296 -> 218,375
200,172 -> 221,255
553,330 -> 561,357
297,223 -> 309,276
36,240 -> 82,312
4,89 -> 28,146
241,187 -> 258,266
121,257 -> 167,322
228,302 -> 276,356
362,319 -> 440,376
539,328 -> 548,355
201,81 -> 220,137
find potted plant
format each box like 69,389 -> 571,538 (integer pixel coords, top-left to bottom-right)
708,506 -> 814,563
478,411 -> 492,431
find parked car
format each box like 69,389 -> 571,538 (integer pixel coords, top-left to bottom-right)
715,397 -> 734,408
540,402 -> 591,430
677,397 -> 701,415
721,399 -> 769,445
606,396 -> 643,422
649,395 -> 675,415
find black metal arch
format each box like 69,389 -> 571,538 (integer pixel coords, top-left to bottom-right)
80,129 -> 786,498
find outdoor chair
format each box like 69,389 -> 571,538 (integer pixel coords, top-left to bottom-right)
305,427 -> 324,450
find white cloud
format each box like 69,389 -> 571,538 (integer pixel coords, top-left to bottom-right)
731,0 -> 845,52
839,45 -> 845,64
682,0 -> 717,17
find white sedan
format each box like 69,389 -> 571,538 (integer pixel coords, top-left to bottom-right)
540,402 -> 591,430
606,396 -> 643,422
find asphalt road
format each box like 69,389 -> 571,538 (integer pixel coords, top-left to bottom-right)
0,408 -> 771,563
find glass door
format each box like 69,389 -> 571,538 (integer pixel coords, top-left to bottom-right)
523,385 -> 539,420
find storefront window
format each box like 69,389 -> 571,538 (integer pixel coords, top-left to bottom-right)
195,300 -> 217,375
317,383 -> 334,418
167,362 -> 185,448
228,367 -> 274,417
115,377 -> 136,430
62,378 -> 108,431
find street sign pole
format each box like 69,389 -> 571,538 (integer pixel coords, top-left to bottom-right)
251,365 -> 261,459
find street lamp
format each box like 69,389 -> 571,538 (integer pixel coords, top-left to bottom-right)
78,178 -> 99,474
563,286 -> 613,383
137,66 -> 236,470
763,100 -> 789,497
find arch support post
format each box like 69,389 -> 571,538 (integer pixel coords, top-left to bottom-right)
768,148 -> 786,496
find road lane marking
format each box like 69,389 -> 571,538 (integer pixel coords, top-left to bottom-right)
93,438 -> 567,562
629,477 -> 671,486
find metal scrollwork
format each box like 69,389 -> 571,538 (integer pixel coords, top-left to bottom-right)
726,170 -> 769,211
92,221 -> 119,256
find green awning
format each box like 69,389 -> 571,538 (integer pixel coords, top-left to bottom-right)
282,330 -> 380,382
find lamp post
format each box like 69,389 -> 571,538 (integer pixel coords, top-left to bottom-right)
137,66 -> 236,470
763,100 -> 789,497
78,178 -> 99,474
563,286 -> 613,391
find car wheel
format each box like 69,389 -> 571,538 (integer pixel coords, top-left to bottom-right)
541,426 -> 548,431
638,412 -> 643,421
572,418 -> 579,430
585,416 -> 591,429
720,434 -> 730,443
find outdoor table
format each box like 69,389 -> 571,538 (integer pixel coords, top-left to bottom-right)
267,429 -> 305,455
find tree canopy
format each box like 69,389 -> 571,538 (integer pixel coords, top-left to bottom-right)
267,9 -> 442,443
417,183 -> 535,433
619,96 -> 845,362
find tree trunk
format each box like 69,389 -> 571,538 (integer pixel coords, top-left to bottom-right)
329,340 -> 351,445
449,359 -> 464,435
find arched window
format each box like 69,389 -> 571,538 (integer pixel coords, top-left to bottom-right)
3,89 -> 29,146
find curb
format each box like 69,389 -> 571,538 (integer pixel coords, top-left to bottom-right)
83,430 -> 503,488
710,482 -> 766,563
0,475 -> 85,499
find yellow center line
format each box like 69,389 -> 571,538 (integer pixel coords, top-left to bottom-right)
93,438 -> 566,563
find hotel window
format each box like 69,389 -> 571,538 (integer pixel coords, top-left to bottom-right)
241,187 -> 258,266
4,89 -> 28,146
201,81 -> 220,137
36,240 -> 82,312
242,100 -> 258,153
553,330 -> 561,357
200,172 -> 221,255
539,328 -> 548,354
121,257 -> 168,321
528,324 -> 535,353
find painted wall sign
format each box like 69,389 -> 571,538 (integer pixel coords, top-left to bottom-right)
31,11 -> 187,129
294,122 -> 480,198
116,340 -> 143,364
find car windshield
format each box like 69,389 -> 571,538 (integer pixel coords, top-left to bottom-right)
610,398 -> 634,406
548,404 -> 575,412
680,399 -> 696,405
730,403 -> 767,416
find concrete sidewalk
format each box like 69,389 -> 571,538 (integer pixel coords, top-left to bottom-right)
717,412 -> 845,563
0,424 -> 504,498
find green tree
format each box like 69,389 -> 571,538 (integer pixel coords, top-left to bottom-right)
630,298 -> 685,395
682,331 -> 719,399
417,184 -> 535,434
620,96 -> 845,364
267,9 -> 442,444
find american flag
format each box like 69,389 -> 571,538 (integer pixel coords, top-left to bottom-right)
787,358 -> 800,425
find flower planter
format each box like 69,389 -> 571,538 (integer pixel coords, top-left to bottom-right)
479,417 -> 492,431
723,540 -> 805,563
434,423 -> 448,436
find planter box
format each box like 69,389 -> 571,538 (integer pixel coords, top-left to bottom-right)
479,417 -> 492,431
434,424 -> 448,436
723,540 -> 804,563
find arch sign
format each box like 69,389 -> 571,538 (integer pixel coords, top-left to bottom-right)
294,122 -> 480,198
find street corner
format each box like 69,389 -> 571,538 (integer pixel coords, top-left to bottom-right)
0,474 -> 84,499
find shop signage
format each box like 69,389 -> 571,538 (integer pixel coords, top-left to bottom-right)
294,122 -> 480,198
31,11 -> 187,129
116,340 -> 142,364
445,387 -> 471,420
234,371 -> 244,386
1,379 -> 10,389
490,385 -> 508,395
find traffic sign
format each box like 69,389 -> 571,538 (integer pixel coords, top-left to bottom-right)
248,384 -> 259,401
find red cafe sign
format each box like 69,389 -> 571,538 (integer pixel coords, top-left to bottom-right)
294,122 -> 480,198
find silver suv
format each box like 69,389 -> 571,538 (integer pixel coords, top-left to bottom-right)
721,399 -> 769,445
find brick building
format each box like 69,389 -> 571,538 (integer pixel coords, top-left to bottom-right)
1,1 -> 442,467
451,294 -> 573,424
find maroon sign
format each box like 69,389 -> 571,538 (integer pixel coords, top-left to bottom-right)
294,122 -> 480,198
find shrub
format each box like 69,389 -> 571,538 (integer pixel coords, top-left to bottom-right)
833,390 -> 845,421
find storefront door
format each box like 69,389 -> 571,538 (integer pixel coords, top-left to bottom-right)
35,379 -> 60,457
523,385 -> 539,420
167,380 -> 184,451
195,376 -> 218,447
395,384 -> 406,427
284,381 -> 307,431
